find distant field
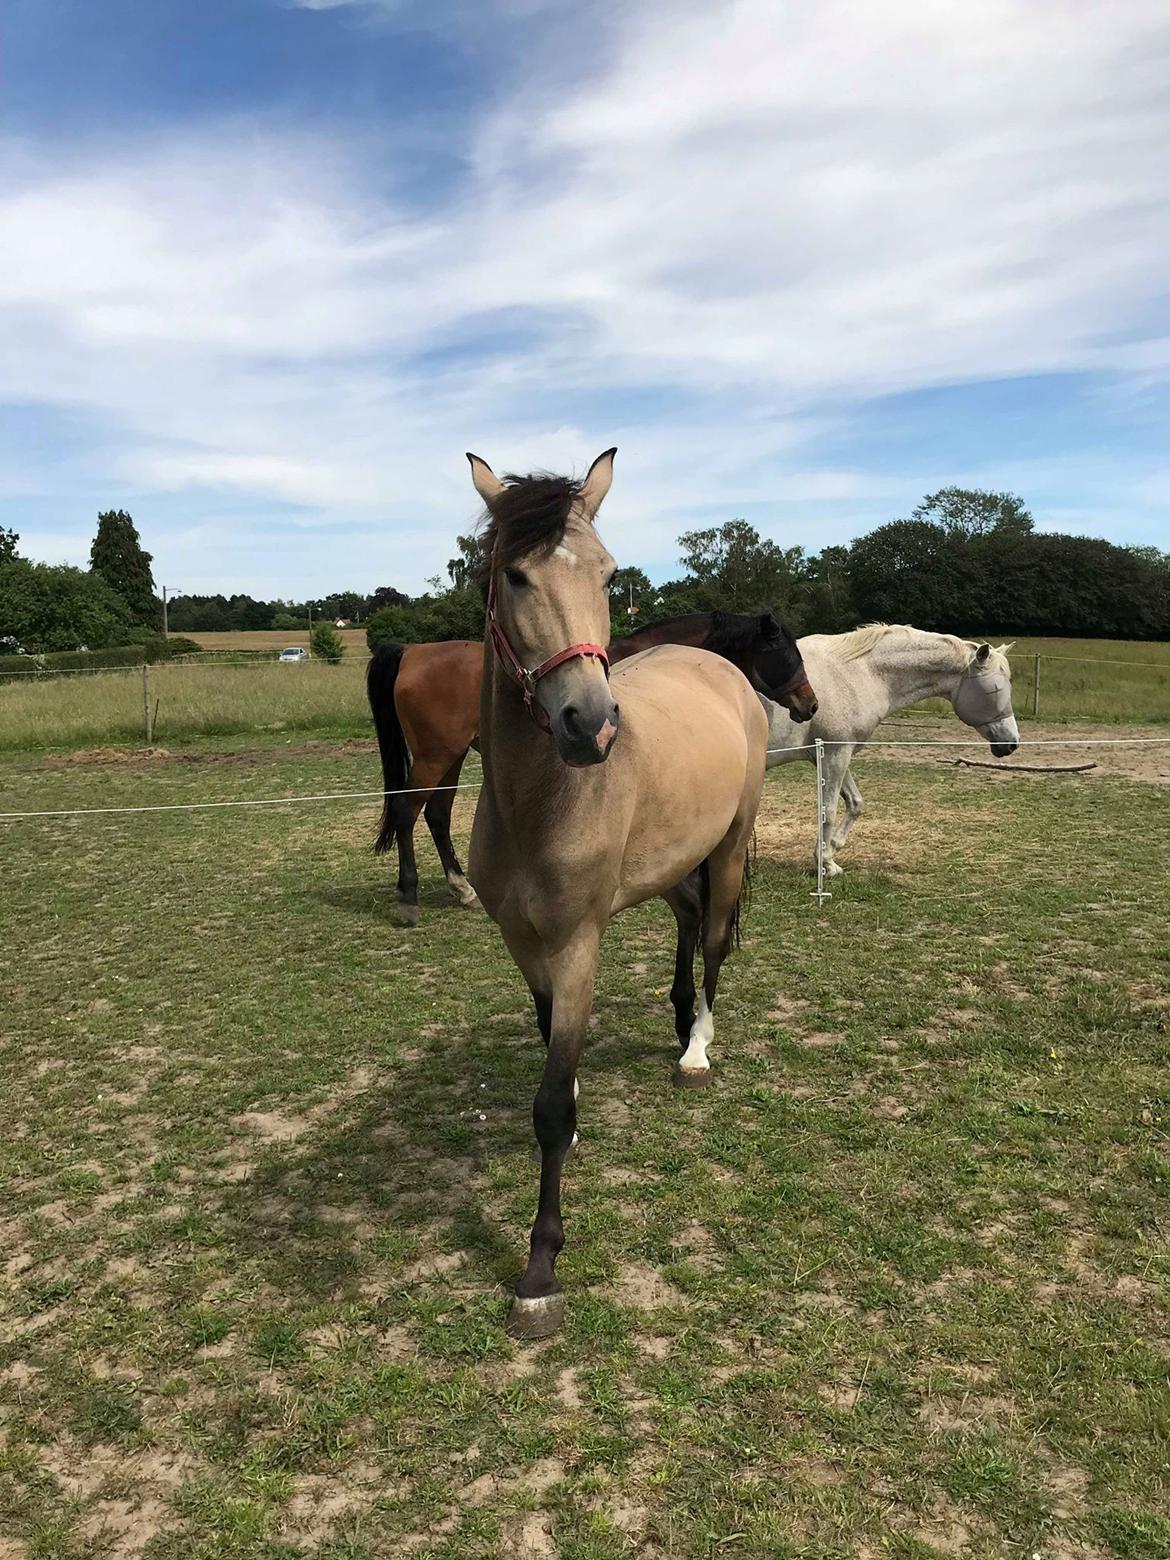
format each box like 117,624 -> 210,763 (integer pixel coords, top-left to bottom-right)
0,660 -> 371,751
187,628 -> 370,654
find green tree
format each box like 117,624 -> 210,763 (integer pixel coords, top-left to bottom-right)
678,519 -> 807,612
446,533 -> 490,591
90,509 -> 157,626
0,558 -> 134,652
310,621 -> 345,664
912,487 -> 1033,539
0,527 -> 18,563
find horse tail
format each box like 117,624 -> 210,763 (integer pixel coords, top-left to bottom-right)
697,838 -> 753,952
367,641 -> 409,854
732,837 -> 753,948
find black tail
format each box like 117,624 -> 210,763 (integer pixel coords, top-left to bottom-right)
367,641 -> 409,854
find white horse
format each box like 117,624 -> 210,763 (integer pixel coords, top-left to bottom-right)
759,625 -> 1019,876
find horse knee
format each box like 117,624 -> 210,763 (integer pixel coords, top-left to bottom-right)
533,1075 -> 576,1155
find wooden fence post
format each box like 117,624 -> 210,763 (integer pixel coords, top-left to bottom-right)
143,664 -> 153,743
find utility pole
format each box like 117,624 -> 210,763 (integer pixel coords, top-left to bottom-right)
161,585 -> 181,639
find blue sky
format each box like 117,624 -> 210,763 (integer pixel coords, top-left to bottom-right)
2,0 -> 1168,598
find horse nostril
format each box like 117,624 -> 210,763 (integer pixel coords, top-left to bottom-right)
562,705 -> 582,735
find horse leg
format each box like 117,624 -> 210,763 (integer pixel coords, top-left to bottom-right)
423,753 -> 477,907
392,755 -> 448,925
663,871 -> 703,1046
508,931 -> 599,1341
832,767 -> 864,854
674,842 -> 748,1089
812,745 -> 850,879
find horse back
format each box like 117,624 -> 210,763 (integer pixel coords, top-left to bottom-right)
396,640 -> 483,755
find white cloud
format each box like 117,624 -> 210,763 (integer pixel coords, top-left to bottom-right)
2,0 -> 1169,592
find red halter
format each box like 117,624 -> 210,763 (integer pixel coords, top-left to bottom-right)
486,572 -> 609,734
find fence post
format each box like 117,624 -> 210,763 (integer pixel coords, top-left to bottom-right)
142,663 -> 153,743
1032,654 -> 1041,718
811,738 -> 832,907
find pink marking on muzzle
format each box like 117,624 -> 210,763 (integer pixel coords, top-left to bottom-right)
596,718 -> 618,754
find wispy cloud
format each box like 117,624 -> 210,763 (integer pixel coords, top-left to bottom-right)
2,0 -> 1168,592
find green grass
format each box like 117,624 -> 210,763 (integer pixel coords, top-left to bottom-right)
977,636 -> 1168,724
1,741 -> 1169,1557
0,659 -> 372,752
1,636 -> 1167,753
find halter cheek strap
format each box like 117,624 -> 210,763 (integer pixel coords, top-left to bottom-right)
486,575 -> 609,735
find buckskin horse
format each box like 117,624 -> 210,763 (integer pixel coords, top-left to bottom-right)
368,598 -> 814,923
466,447 -> 768,1339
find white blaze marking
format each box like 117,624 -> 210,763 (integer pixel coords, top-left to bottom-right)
554,544 -> 579,565
678,995 -> 714,1074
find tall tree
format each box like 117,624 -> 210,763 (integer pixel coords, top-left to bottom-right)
446,532 -> 490,591
678,518 -> 807,612
0,527 -> 18,563
90,509 -> 157,626
912,487 -> 1033,539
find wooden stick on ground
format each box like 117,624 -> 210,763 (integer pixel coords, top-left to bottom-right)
947,758 -> 1097,774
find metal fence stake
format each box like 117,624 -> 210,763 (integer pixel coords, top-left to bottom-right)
1032,653 -> 1041,718
142,664 -> 153,743
811,737 -> 832,907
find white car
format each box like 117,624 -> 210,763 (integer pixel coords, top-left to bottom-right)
278,646 -> 309,663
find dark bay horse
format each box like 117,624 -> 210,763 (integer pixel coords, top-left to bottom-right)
467,447 -> 768,1338
367,606 -> 815,923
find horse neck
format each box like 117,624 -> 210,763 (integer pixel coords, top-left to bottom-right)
478,643 -> 577,821
863,632 -> 968,714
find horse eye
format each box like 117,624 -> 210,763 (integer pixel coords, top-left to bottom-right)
504,567 -> 530,589
603,571 -> 616,589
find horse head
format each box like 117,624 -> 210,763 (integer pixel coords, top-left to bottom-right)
952,642 -> 1019,757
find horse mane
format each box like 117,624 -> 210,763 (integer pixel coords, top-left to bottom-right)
824,622 -> 1012,673
706,609 -> 775,656
476,472 -> 585,586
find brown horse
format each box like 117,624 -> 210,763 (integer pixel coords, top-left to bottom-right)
466,448 -> 768,1339
368,607 -> 814,923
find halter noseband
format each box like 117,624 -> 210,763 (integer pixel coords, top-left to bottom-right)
486,570 -> 609,734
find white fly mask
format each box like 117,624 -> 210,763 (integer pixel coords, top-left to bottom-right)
952,653 -> 1020,757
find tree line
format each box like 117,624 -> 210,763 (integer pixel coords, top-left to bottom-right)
2,488 -> 1168,659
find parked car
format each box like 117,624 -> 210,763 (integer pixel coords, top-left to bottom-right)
278,646 -> 309,663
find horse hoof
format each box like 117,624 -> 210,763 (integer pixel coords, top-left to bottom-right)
398,902 -> 420,926
506,1293 -> 564,1341
672,1064 -> 711,1089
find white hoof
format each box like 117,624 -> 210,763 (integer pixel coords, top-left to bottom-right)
825,860 -> 844,878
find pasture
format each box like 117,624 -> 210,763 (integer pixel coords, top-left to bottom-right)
0,636 -> 1166,754
2,740 -> 1168,1558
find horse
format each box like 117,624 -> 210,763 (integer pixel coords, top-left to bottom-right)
466,448 -> 768,1340
756,624 -> 1019,876
367,607 -> 814,924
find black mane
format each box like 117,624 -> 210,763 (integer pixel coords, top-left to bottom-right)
477,472 -> 584,589
706,608 -> 782,657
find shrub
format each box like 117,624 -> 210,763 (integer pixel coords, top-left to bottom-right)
310,622 -> 345,664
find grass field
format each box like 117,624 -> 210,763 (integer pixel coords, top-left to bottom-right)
1,742 -> 1168,1558
0,636 -> 1167,754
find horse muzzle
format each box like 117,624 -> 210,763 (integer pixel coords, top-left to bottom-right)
553,696 -> 621,767
780,681 -> 818,723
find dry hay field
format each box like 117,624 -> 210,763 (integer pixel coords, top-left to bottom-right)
187,631 -> 371,655
1,734 -> 1168,1560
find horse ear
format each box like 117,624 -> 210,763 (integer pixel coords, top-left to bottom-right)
975,643 -> 991,664
467,453 -> 503,504
758,609 -> 782,645
580,447 -> 617,519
